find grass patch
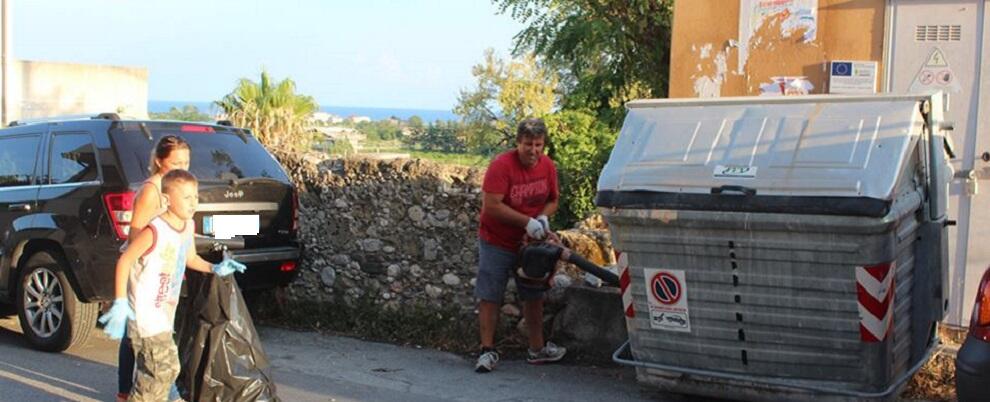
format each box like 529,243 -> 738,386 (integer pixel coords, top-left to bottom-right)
359,139 -> 404,153
406,150 -> 490,167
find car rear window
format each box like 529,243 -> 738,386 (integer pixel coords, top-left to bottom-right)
109,122 -> 290,184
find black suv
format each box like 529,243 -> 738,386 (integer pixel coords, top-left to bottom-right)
0,113 -> 301,351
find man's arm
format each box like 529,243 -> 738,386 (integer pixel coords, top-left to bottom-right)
541,198 -> 559,217
483,191 -> 530,228
114,227 -> 154,299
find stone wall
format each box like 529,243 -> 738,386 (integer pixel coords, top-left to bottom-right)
280,155 -> 486,315
273,151 -> 625,355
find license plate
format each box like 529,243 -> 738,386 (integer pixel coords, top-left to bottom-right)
202,214 -> 260,239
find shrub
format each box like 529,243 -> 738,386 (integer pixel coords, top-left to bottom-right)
545,110 -> 617,228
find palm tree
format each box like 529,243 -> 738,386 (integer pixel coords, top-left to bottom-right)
215,71 -> 319,150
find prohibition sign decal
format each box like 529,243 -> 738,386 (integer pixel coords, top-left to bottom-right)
650,271 -> 682,305
643,268 -> 691,332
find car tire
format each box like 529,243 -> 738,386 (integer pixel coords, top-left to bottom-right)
15,251 -> 98,352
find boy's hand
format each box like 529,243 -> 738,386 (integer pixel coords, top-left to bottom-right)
98,298 -> 134,340
212,258 -> 247,277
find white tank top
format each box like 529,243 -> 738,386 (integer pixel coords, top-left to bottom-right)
128,216 -> 194,338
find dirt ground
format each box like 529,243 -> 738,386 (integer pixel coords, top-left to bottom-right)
903,327 -> 965,401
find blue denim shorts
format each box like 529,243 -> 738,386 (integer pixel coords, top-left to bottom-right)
474,239 -> 544,303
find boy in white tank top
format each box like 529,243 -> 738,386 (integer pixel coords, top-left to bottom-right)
99,169 -> 247,402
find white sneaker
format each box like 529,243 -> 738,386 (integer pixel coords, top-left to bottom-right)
475,350 -> 499,373
527,342 -> 566,364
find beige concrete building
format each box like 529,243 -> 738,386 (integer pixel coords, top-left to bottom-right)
4,60 -> 148,123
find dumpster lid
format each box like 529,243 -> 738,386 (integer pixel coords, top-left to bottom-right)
597,94 -> 928,203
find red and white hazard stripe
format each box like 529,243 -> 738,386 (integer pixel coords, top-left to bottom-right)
856,262 -> 896,342
618,252 -> 634,318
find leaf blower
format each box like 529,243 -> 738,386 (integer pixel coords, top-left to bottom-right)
515,242 -> 620,292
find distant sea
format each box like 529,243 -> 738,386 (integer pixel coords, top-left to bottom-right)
148,100 -> 458,122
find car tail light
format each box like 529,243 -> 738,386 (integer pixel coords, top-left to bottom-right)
280,261 -> 297,272
103,191 -> 136,240
180,124 -> 214,133
292,189 -> 299,232
971,268 -> 990,341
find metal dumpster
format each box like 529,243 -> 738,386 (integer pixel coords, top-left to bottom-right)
599,94 -> 952,401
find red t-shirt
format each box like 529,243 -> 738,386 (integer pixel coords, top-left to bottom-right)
479,150 -> 559,251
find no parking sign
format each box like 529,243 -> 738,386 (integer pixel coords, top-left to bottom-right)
643,268 -> 691,332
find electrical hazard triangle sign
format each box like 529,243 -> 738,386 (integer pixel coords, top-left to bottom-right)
910,47 -> 960,93
925,49 -> 948,67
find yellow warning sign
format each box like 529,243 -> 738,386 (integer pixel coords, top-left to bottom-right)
911,47 -> 960,93
925,49 -> 948,68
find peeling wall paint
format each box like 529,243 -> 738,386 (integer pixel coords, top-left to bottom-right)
699,43 -> 713,59
687,7 -> 820,98
670,0 -> 885,99
737,0 -> 818,73
691,43 -> 731,98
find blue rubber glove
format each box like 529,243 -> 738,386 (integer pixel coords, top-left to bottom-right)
168,383 -> 181,401
212,258 -> 247,277
98,298 -> 134,340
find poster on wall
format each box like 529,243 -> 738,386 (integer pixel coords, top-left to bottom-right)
829,60 -> 878,94
738,0 -> 818,73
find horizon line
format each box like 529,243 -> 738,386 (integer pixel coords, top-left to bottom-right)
148,99 -> 454,113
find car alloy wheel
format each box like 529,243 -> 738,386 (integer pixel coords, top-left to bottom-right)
22,267 -> 65,338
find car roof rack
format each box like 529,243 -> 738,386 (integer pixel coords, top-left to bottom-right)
7,112 -> 122,127
93,112 -> 121,121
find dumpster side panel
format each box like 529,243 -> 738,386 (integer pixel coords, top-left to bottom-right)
609,201 -> 920,400
601,95 -> 942,401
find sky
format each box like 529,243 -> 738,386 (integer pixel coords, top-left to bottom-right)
12,0 -> 524,111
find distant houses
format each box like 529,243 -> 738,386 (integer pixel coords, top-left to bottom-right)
309,112 -> 344,125
313,126 -> 366,150
308,111 -> 372,125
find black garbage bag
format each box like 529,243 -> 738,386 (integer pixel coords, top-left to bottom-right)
175,272 -> 279,402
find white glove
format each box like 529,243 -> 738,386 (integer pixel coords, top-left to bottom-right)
526,217 -> 547,240
536,215 -> 550,232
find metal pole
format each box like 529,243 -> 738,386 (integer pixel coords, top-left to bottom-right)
2,0 -> 9,127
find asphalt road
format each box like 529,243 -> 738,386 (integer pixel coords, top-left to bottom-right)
0,306 -> 672,402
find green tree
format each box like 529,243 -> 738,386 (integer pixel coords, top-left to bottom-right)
495,0 -> 674,127
214,70 -> 319,150
407,115 -> 425,132
355,120 -> 402,141
545,110 -> 617,228
454,48 -> 558,155
413,120 -> 467,153
150,105 -> 213,122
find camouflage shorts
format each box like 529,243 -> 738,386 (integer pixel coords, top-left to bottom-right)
128,332 -> 179,402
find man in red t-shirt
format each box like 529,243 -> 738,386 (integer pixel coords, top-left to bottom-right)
473,118 -> 567,373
